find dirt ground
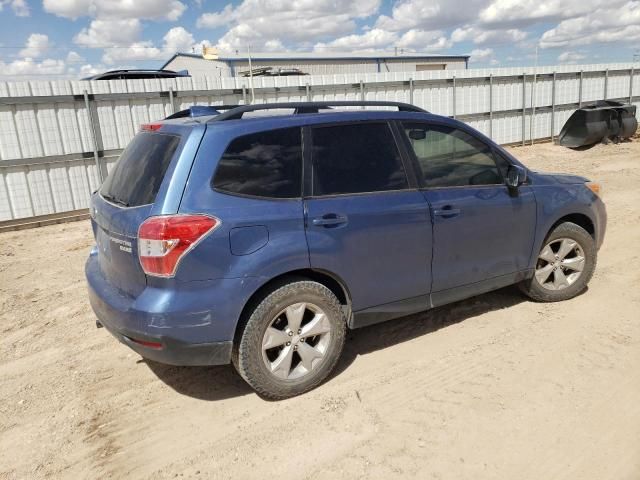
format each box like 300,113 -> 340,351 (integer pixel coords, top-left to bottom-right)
1,140 -> 640,480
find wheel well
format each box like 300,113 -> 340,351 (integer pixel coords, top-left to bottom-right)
233,269 -> 350,344
550,213 -> 595,238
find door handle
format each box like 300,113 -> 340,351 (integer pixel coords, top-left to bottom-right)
433,206 -> 461,218
312,213 -> 348,227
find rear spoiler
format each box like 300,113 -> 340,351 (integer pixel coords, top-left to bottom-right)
165,105 -> 239,120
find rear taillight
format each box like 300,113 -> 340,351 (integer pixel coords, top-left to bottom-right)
141,123 -> 162,131
138,215 -> 220,277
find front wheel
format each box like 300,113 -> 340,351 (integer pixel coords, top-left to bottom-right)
520,222 -> 597,302
232,281 -> 346,399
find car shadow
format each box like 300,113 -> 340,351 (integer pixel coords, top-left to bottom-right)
146,285 -> 529,402
331,285 -> 527,379
144,359 -> 254,401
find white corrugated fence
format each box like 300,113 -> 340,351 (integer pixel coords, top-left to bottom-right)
0,62 -> 638,223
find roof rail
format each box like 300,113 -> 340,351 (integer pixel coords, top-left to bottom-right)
209,101 -> 427,121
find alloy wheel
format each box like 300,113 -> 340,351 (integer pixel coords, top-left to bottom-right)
261,302 -> 332,380
535,238 -> 586,291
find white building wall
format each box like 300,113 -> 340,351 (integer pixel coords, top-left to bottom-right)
166,56 -> 232,77
164,56 -> 468,77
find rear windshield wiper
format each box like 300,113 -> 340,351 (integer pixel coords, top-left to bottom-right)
101,192 -> 130,207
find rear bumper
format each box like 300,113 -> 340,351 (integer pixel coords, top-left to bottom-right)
95,317 -> 233,366
86,250 -> 257,366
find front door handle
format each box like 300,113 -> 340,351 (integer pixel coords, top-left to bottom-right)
312,213 -> 348,227
433,206 -> 461,218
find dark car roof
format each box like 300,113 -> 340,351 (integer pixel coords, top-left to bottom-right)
84,69 -> 190,80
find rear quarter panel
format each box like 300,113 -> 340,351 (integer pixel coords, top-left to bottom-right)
175,125 -> 310,283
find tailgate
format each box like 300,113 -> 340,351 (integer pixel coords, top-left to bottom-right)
89,127 -> 195,297
91,197 -> 151,297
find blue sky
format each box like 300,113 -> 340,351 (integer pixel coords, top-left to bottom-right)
0,0 -> 638,79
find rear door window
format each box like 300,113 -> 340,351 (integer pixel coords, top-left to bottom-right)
100,132 -> 180,207
212,127 -> 302,198
311,123 -> 408,196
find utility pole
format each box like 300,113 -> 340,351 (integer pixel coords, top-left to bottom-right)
247,44 -> 255,104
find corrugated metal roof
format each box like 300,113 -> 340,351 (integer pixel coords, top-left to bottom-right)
162,51 -> 471,69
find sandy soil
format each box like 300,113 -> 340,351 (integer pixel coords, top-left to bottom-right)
1,140 -> 639,480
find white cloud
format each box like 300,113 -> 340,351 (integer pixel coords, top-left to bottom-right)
11,0 -> 29,16
66,51 -> 85,64
78,63 -> 106,78
540,1 -> 640,48
19,33 -> 51,58
557,51 -> 586,63
0,58 -> 66,78
263,39 -> 285,52
313,27 -> 451,53
101,41 -> 162,64
0,0 -> 29,16
397,30 -> 452,51
314,28 -> 396,52
197,4 -> 234,29
74,19 -> 142,48
469,47 -> 494,62
101,27 -> 209,64
198,0 -> 381,51
451,26 -> 527,45
43,0 -> 186,21
478,0 -> 629,26
375,0 -> 488,31
163,26 -> 197,53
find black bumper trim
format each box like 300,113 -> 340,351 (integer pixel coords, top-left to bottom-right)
99,321 -> 233,366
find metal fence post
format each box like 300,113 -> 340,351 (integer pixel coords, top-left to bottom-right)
242,85 -> 247,104
359,80 -> 365,108
0,174 -> 16,219
168,86 -> 176,115
530,71 -> 537,146
551,72 -> 557,142
604,68 -> 608,100
578,70 -> 583,107
305,83 -> 311,101
629,68 -> 634,104
522,73 -> 526,146
23,164 -> 36,217
83,89 -> 105,183
452,75 -> 457,119
489,74 -> 493,139
409,78 -> 414,105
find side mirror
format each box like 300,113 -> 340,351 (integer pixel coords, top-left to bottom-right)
506,165 -> 527,195
408,129 -> 427,141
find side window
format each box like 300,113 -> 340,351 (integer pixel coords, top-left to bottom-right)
311,123 -> 408,196
212,127 -> 302,198
402,123 -> 504,188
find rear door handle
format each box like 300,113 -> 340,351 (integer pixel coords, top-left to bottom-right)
433,206 -> 461,218
312,213 -> 348,227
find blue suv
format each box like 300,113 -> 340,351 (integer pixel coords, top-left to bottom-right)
86,101 -> 606,399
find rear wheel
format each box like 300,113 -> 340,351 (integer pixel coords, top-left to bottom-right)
520,222 -> 596,302
233,281 -> 346,399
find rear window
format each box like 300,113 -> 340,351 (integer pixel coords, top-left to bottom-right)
212,127 -> 302,199
100,132 -> 180,207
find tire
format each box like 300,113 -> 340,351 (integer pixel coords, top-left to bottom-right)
519,222 -> 597,302
232,281 -> 346,400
